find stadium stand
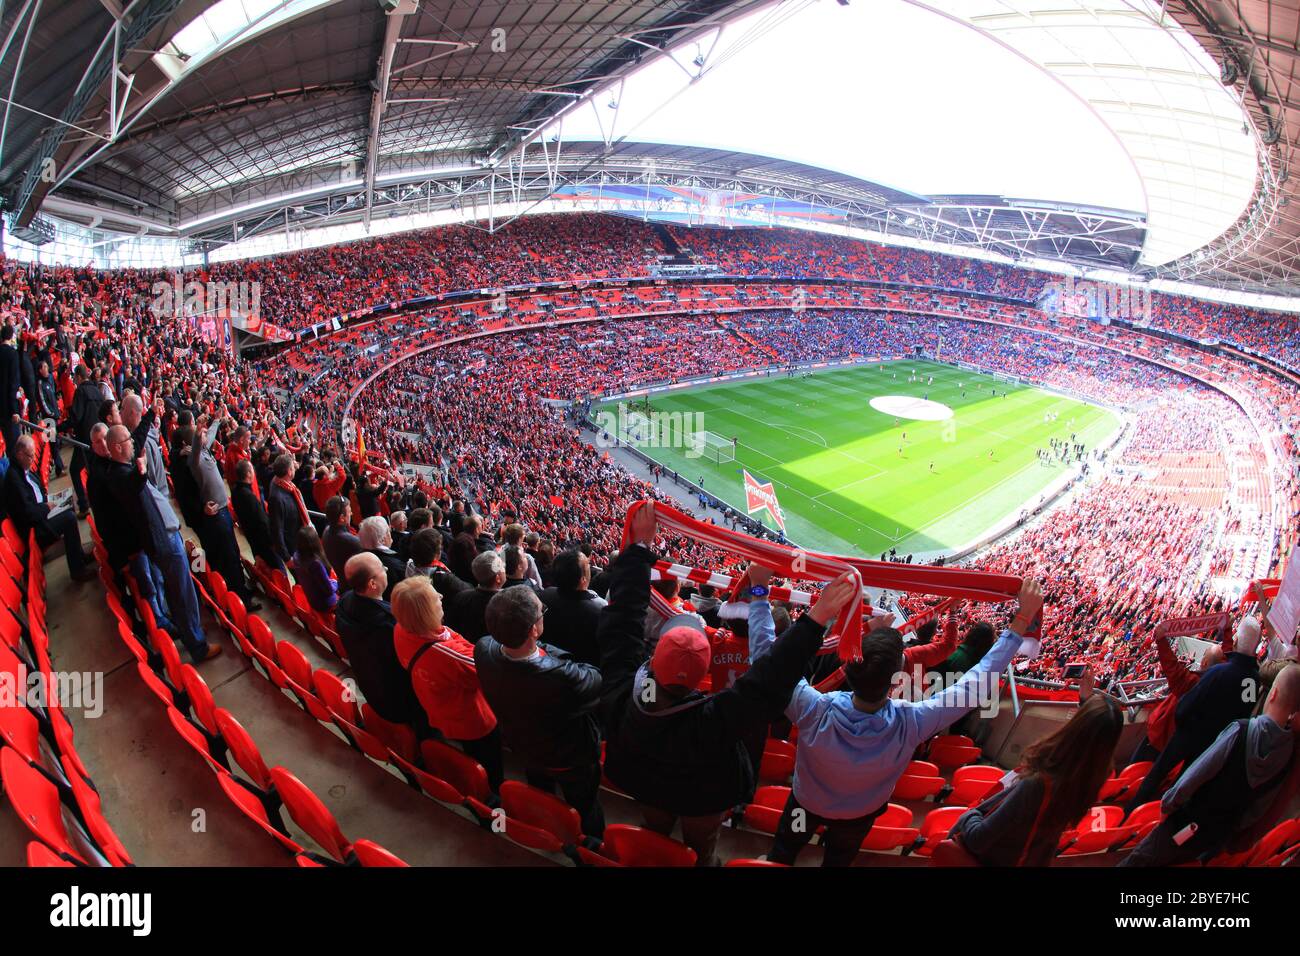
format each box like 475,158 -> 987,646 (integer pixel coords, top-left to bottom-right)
1,212 -> 1298,873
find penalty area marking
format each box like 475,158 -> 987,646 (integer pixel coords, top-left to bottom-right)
869,395 -> 954,422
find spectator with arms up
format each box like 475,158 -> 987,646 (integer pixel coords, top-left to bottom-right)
599,502 -> 860,866
762,578 -> 1043,866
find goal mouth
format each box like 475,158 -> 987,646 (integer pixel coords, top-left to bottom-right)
689,430 -> 737,463
869,395 -> 954,422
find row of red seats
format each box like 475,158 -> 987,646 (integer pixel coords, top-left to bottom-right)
0,517 -> 134,867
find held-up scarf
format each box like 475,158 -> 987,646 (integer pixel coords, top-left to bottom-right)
623,500 -> 1025,675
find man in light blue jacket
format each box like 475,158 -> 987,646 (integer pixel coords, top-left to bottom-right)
750,578 -> 1043,866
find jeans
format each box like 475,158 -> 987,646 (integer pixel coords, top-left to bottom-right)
525,762 -> 605,839
769,791 -> 888,867
129,551 -> 174,634
151,531 -> 209,663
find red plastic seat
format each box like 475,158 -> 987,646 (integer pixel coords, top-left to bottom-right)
892,773 -> 946,801
1117,800 -> 1164,847
499,780 -> 584,853
0,691 -> 45,765
146,626 -> 186,691
859,803 -> 921,852
420,740 -> 493,820
246,614 -> 278,661
214,708 -> 276,792
741,785 -> 791,835
360,704 -> 417,764
1099,760 -> 1153,801
166,706 -> 227,774
225,591 -> 249,641
314,669 -> 361,724
912,806 -> 968,857
0,747 -> 98,865
602,824 -> 697,867
352,839 -> 410,867
179,664 -> 221,738
27,840 -> 76,867
215,773 -> 303,853
725,858 -> 788,867
63,764 -> 133,866
1245,818 -> 1300,866
929,741 -> 981,768
135,661 -> 178,708
269,766 -> 353,863
758,738 -> 797,784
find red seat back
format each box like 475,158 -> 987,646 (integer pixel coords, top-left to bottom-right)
269,766 -> 352,863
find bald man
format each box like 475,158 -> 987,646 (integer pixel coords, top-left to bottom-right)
119,392 -> 166,495
1121,664 -> 1298,866
105,424 -> 217,662
334,552 -> 423,728
2,433 -> 95,580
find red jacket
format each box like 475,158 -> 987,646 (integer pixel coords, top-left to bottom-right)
394,624 -> 496,741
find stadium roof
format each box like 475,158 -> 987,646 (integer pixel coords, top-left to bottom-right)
0,0 -> 1296,296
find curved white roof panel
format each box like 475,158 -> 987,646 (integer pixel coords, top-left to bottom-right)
547,0 -> 1257,268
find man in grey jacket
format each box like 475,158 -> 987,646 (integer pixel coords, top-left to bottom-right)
1120,664 -> 1298,867
189,406 -> 254,606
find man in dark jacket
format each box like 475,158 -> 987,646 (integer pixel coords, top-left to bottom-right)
1121,665 -> 1298,867
404,528 -> 470,599
65,364 -> 102,515
265,454 -> 305,567
33,360 -> 63,477
3,433 -> 95,580
231,460 -> 285,572
597,503 -> 856,865
1125,615 -> 1265,813
334,553 -> 425,729
445,550 -> 505,644
540,549 -> 606,666
476,584 -> 604,837
322,495 -> 362,579
0,324 -> 19,455
448,514 -> 481,583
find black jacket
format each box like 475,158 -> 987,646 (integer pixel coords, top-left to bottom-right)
474,637 -> 602,770
266,481 -> 304,563
169,448 -> 203,530
0,343 -> 19,418
598,544 -> 826,815
334,591 -> 422,726
539,586 -> 606,666
68,380 -> 103,443
2,461 -> 57,544
444,586 -> 497,644
87,452 -> 142,569
1174,652 -> 1261,755
231,482 -> 277,564
323,524 -> 362,580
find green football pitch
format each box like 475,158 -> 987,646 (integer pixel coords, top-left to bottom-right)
596,359 -> 1121,558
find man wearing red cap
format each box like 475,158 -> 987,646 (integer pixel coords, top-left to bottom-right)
598,503 -> 859,866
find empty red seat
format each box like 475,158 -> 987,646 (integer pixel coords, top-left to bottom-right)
1,747 -> 100,865
352,839 -> 410,867
498,780 -> 584,855
859,803 -> 920,852
269,766 -> 353,864
603,824 -> 697,866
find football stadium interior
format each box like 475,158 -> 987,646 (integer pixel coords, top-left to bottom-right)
2,0 -> 1300,897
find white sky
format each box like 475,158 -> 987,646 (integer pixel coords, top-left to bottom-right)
549,0 -> 1147,211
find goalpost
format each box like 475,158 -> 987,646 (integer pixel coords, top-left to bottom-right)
692,430 -> 736,464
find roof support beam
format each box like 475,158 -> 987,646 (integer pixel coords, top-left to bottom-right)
363,6 -> 409,231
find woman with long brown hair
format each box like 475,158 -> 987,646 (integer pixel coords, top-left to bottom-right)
946,690 -> 1124,865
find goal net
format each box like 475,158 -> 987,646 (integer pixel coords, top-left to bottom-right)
692,430 -> 736,464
